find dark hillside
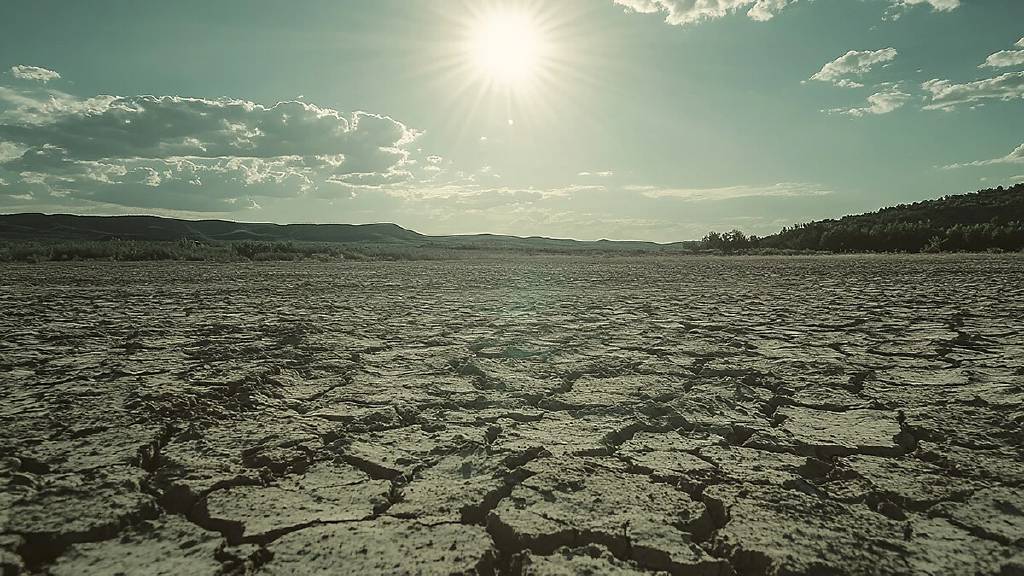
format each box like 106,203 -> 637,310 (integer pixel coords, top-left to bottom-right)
758,184 -> 1024,252
0,213 -> 423,243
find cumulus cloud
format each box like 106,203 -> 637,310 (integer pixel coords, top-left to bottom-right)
980,38 -> 1024,69
630,182 -> 831,201
827,86 -> 912,117
10,65 -> 61,83
981,51 -> 1024,69
0,88 -> 423,211
611,0 -> 794,25
943,143 -> 1024,169
884,0 -> 960,19
613,0 -> 958,25
810,49 -> 898,88
922,71 -> 1024,110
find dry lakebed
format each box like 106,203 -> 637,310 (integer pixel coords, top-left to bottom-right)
1,255 -> 1023,575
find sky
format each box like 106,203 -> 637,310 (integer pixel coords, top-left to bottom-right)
0,0 -> 1022,242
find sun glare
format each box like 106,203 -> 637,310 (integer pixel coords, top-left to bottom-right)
428,2 -> 587,137
468,10 -> 548,86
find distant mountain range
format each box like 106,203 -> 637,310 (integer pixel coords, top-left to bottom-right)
0,212 -> 694,253
1,183 -> 1022,254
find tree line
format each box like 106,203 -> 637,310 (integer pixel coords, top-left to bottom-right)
701,184 -> 1024,253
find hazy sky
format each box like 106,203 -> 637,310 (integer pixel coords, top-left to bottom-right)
0,0 -> 1022,241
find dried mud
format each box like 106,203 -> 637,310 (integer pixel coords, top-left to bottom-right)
1,255 -> 1023,575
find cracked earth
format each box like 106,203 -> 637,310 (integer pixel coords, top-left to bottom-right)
1,255 -> 1023,575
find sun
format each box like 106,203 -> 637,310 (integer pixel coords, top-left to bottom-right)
467,10 -> 549,86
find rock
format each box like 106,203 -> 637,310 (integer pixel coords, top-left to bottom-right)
260,517 -> 495,575
49,515 -> 223,576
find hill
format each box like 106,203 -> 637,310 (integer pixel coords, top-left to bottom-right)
706,184 -> 1024,253
0,213 -> 699,262
0,213 -> 425,243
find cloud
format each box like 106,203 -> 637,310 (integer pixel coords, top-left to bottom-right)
613,0 -> 958,25
631,182 -> 832,201
0,95 -> 416,168
0,88 -> 424,211
827,86 -> 911,116
980,38 -> 1024,69
884,0 -> 960,19
578,171 -> 615,178
922,71 -> 1024,110
10,65 -> 61,83
904,0 -> 959,9
981,51 -> 1024,69
942,143 -> 1024,169
810,49 -> 898,88
611,0 -> 794,25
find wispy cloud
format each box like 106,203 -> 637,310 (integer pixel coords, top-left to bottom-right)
810,49 -> 897,89
922,71 -> 1024,110
631,182 -> 832,201
942,143 -> 1024,169
826,85 -> 912,117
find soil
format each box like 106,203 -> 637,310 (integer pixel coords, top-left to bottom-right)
1,255 -> 1022,575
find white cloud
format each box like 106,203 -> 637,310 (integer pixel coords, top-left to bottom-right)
895,0 -> 960,11
810,49 -> 898,88
0,88 -> 425,211
980,38 -> 1024,69
942,143 -> 1024,169
613,0 -> 958,25
884,0 -> 960,19
578,171 -> 615,178
922,71 -> 1024,110
827,86 -> 911,116
632,182 -> 832,201
10,65 -> 61,83
981,51 -> 1024,69
0,95 -> 416,169
612,0 -> 794,25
